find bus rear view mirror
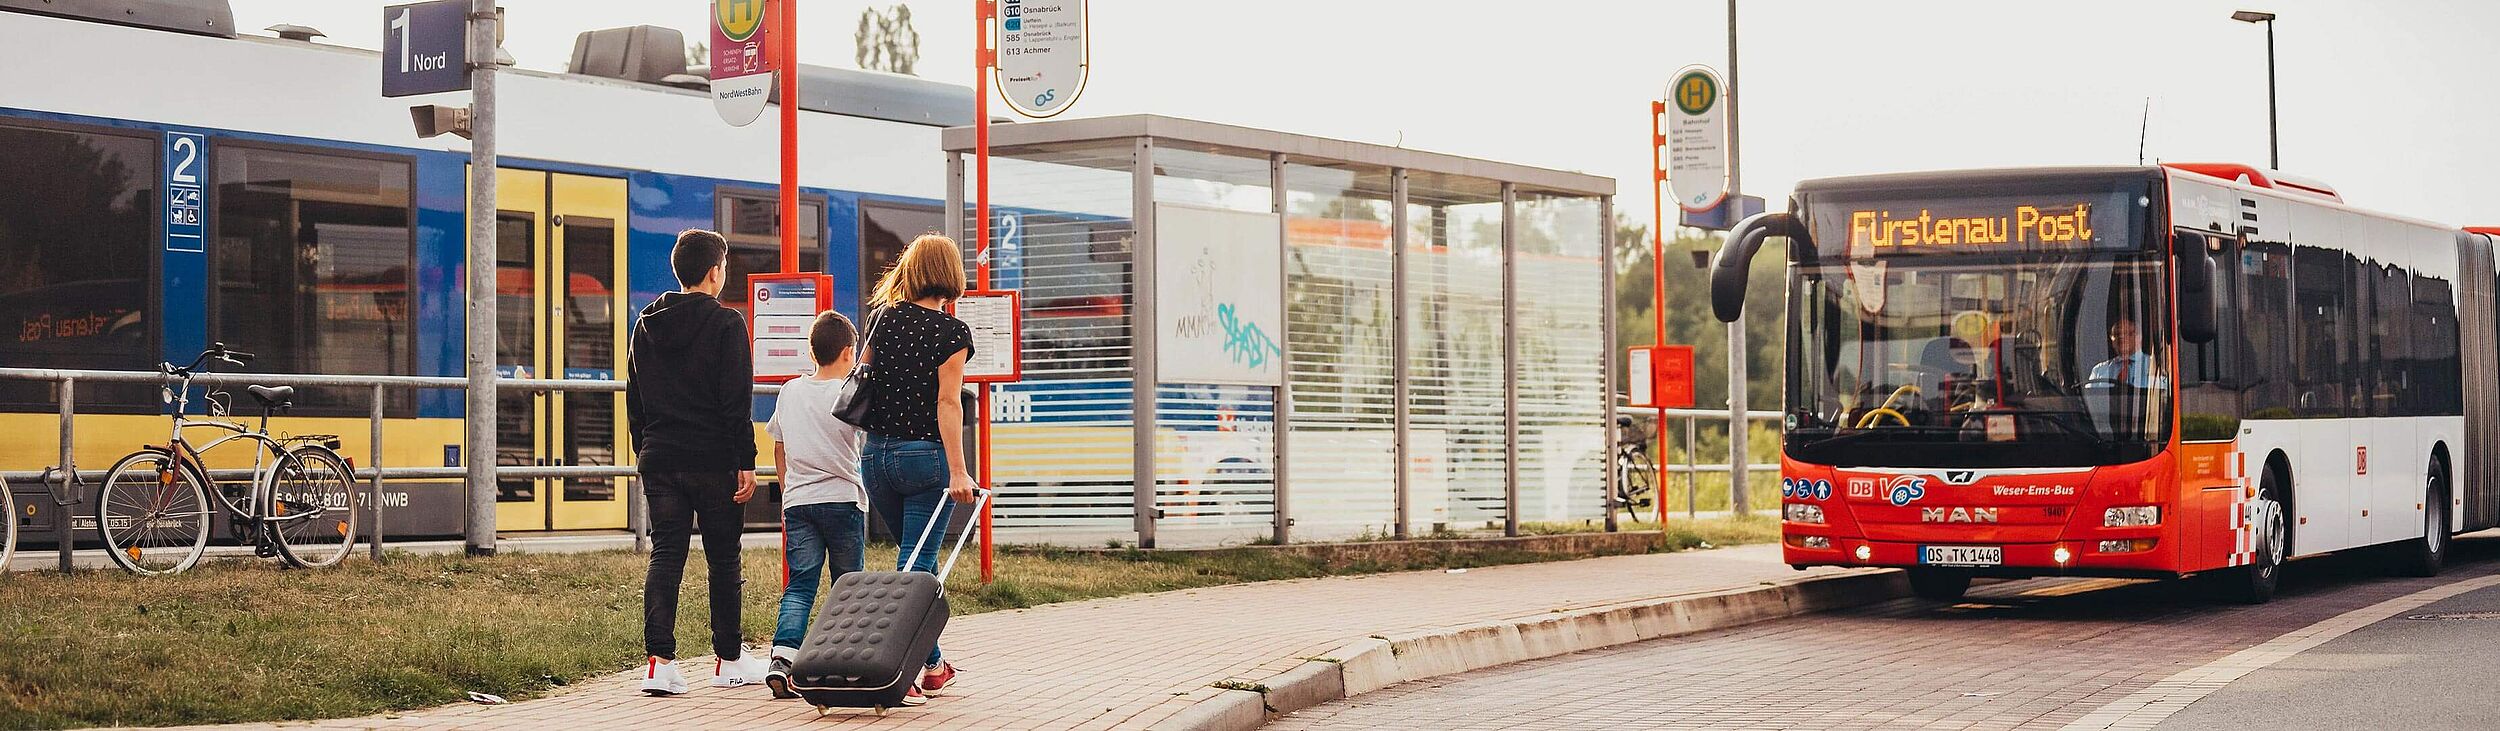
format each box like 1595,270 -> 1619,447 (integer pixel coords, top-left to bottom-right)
2175,230 -> 2217,344
1710,212 -> 1808,323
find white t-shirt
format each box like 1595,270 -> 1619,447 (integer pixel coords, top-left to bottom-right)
766,376 -> 865,509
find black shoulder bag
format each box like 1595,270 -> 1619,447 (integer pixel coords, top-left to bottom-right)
831,306 -> 884,427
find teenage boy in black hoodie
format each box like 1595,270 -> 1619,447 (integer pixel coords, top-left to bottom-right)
628,229 -> 767,695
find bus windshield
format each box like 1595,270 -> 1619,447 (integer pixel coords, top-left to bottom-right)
1785,252 -> 2170,467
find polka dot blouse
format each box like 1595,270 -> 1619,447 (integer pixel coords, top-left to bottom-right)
862,301 -> 975,442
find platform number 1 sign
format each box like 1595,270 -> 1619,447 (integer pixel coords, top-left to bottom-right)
381,1 -> 471,98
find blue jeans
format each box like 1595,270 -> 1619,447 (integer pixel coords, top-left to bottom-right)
864,433 -> 953,668
772,501 -> 868,652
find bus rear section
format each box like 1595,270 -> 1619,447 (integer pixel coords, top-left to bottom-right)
1709,164 -> 2498,603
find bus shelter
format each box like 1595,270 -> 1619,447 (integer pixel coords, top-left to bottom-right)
940,116 -> 1616,548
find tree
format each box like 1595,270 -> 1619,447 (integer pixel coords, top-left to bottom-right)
855,4 -> 921,75
1612,216 -> 1785,412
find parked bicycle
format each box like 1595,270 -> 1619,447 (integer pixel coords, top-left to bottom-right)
94,343 -> 359,575
1609,415 -> 1659,524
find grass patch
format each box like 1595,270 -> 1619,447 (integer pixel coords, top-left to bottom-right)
0,518 -> 1775,729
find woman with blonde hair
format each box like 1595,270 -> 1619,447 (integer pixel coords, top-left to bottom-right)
856,233 -> 975,705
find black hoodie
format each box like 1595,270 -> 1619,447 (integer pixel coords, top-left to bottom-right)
626,291 -> 756,473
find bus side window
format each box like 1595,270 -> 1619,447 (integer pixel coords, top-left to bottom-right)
2180,228 -> 2241,441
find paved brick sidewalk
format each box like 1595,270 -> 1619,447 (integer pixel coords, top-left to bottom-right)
162,544 -> 1846,731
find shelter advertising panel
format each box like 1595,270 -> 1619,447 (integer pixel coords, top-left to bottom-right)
1154,204 -> 1284,386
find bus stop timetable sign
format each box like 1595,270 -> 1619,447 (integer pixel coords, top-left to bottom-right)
381,1 -> 470,98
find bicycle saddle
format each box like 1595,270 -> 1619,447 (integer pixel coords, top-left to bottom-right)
247,385 -> 295,409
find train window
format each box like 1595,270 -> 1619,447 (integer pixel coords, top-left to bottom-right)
0,123 -> 157,411
714,189 -> 824,316
860,201 -> 944,310
213,145 -> 414,415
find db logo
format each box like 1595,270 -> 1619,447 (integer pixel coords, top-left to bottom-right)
1848,478 -> 1876,499
1884,475 -> 1929,507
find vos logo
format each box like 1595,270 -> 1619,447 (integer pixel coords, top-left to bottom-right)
1884,475 -> 1929,507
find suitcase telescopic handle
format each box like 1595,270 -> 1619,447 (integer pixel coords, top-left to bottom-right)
902,487 -> 994,588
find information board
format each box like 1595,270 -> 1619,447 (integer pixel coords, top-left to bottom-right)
954,290 -> 1023,383
748,272 -> 830,383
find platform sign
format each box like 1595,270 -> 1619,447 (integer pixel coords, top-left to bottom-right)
993,0 -> 1088,117
954,290 -> 1023,383
1666,65 -> 1728,213
381,1 -> 470,97
163,132 -> 205,252
749,272 -> 830,383
710,0 -> 774,126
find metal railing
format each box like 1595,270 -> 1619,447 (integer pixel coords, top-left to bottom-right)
1620,405 -> 1782,519
0,367 -> 781,573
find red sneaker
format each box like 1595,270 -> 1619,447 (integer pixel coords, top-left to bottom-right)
899,684 -> 928,707
920,661 -> 958,695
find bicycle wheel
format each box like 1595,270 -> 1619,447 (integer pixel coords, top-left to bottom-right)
2,476 -> 16,573
269,446 -> 358,568
98,450 -> 212,575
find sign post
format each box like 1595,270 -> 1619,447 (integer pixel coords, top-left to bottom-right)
708,0 -> 773,126
1666,66 -> 1729,214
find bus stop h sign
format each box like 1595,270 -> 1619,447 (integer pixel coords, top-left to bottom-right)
381,0 -> 469,97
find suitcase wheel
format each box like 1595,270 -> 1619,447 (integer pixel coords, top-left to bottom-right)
813,706 -> 829,717
873,706 -> 889,717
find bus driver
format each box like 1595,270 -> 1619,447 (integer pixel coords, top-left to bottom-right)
2087,319 -> 2166,389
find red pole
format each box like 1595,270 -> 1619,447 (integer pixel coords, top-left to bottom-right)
1650,101 -> 1670,530
975,0 -> 997,584
776,0 -> 799,273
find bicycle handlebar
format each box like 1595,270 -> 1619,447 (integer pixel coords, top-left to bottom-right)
166,342 -> 255,377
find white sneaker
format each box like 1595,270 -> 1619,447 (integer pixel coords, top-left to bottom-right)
641,656 -> 688,696
712,652 -> 770,688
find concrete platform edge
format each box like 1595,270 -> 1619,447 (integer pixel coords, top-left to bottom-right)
1168,568 -> 1910,730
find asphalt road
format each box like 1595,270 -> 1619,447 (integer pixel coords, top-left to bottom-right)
1271,534 -> 2500,730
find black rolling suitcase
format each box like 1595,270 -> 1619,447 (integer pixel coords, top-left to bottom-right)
790,488 -> 989,714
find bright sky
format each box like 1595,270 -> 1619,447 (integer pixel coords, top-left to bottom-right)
231,0 -> 2500,227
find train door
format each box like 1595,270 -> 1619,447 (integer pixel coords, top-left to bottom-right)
483,169 -> 630,532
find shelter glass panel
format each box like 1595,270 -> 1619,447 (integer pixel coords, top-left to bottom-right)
1283,161 -> 1398,540
1405,173 -> 1507,531
976,145 -> 1141,538
1513,192 -> 1607,523
1148,145 -> 1276,540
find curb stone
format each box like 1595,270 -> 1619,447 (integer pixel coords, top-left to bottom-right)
1155,568 -> 1909,730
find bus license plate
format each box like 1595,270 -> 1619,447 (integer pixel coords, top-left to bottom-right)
1920,545 -> 2002,566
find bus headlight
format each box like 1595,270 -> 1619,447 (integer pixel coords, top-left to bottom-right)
1784,503 -> 1826,524
2103,506 -> 2161,527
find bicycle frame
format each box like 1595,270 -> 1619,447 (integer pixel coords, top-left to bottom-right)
159,365 -> 317,528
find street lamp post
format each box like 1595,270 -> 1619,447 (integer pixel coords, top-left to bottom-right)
2232,10 -> 2279,169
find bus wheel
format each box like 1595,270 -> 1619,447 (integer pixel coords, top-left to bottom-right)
2392,458 -> 2449,578
2216,470 -> 2288,605
1907,567 -> 1971,601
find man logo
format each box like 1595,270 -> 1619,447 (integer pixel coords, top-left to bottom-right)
1921,507 -> 1999,523
1885,476 -> 1928,507
1942,470 -> 1979,485
1848,478 -> 1876,499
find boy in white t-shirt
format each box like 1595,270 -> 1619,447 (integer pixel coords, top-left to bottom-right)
762,311 -> 868,699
